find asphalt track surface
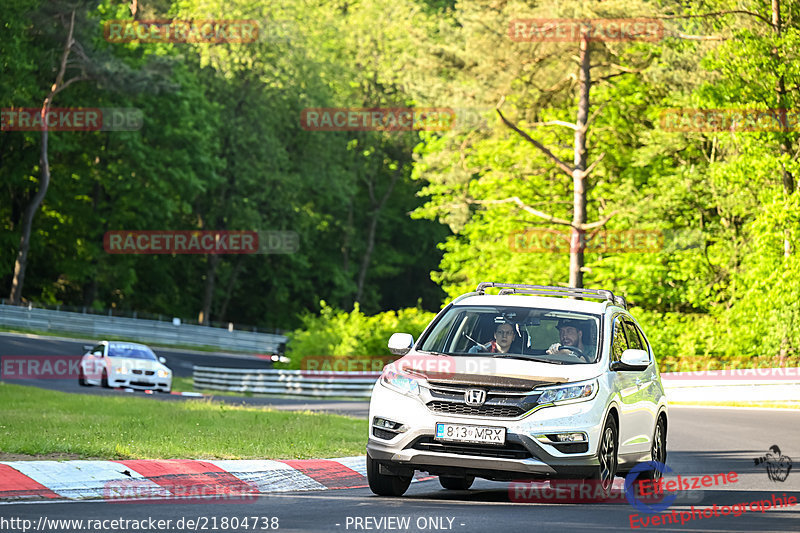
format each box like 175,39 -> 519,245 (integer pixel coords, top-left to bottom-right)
1,408 -> 798,532
0,333 -> 369,417
2,333 -> 799,531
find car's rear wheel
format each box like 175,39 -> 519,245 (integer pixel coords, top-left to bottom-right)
439,475 -> 474,490
366,454 -> 411,496
638,416 -> 667,485
78,368 -> 88,386
588,417 -> 618,494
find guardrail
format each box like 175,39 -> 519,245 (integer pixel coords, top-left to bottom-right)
0,304 -> 286,353
192,366 -> 800,401
193,366 -> 379,397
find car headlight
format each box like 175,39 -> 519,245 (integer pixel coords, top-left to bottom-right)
114,366 -> 129,374
380,368 -> 420,396
537,380 -> 598,405
157,369 -> 170,378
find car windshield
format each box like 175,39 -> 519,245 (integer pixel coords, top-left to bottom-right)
418,305 -> 601,364
107,344 -> 157,360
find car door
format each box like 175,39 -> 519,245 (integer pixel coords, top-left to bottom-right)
621,319 -> 658,453
609,315 -> 651,457
83,344 -> 106,382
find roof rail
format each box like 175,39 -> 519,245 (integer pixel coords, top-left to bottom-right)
475,282 -> 626,309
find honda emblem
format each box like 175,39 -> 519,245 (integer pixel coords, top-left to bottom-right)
465,389 -> 486,406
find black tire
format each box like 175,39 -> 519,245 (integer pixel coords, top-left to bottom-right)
588,416 -> 618,494
78,369 -> 88,386
439,475 -> 475,490
638,416 -> 667,483
101,369 -> 110,388
366,454 -> 412,496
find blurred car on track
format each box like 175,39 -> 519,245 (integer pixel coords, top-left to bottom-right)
78,341 -> 172,393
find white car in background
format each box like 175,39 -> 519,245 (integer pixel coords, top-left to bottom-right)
78,341 -> 172,393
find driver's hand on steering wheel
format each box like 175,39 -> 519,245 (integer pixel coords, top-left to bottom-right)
547,343 -> 583,358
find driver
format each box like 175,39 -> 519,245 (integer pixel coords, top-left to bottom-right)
469,322 -> 518,354
546,319 -> 588,358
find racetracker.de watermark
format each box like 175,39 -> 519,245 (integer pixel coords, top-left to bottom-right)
103,20 -> 259,43
660,108 -> 800,132
661,367 -> 800,381
300,108 -> 455,131
300,356 -> 397,374
0,355 -> 92,380
510,479 -> 632,504
103,479 -> 258,504
103,230 -> 298,254
1,108 -> 142,131
509,18 -> 664,42
510,229 -> 666,253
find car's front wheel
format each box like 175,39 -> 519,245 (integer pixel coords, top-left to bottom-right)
588,416 -> 618,493
101,369 -> 110,388
439,475 -> 474,490
366,454 -> 411,496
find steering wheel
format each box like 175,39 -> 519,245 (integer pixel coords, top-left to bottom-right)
558,345 -> 585,358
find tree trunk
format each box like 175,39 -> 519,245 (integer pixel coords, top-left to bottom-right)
355,206 -> 380,304
772,0 -> 794,258
217,258 -> 243,321
569,29 -> 591,289
8,10 -> 78,304
199,253 -> 220,325
8,123 -> 52,304
355,169 -> 400,304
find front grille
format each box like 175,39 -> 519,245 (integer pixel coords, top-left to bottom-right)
130,381 -> 156,387
145,370 -> 155,376
410,437 -> 533,460
132,370 -> 142,375
427,401 -> 523,418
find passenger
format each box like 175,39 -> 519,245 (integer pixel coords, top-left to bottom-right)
469,322 -> 519,354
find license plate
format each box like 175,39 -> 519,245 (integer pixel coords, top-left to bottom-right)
435,423 -> 506,445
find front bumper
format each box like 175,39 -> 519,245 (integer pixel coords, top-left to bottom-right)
109,373 -> 171,391
367,380 -> 607,480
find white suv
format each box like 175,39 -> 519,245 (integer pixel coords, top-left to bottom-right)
366,282 -> 668,496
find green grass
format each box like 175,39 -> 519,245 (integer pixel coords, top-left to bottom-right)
0,383 -> 367,460
671,401 -> 800,409
172,376 -> 254,397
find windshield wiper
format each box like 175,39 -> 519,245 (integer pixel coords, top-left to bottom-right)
417,350 -> 448,356
492,354 -> 565,365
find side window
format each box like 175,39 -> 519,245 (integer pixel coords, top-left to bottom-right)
611,318 -> 628,362
91,345 -> 104,356
623,320 -> 644,351
635,323 -> 652,358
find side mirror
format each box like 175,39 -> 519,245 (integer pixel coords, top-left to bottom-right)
388,333 -> 414,356
158,356 -> 167,364
611,349 -> 649,371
